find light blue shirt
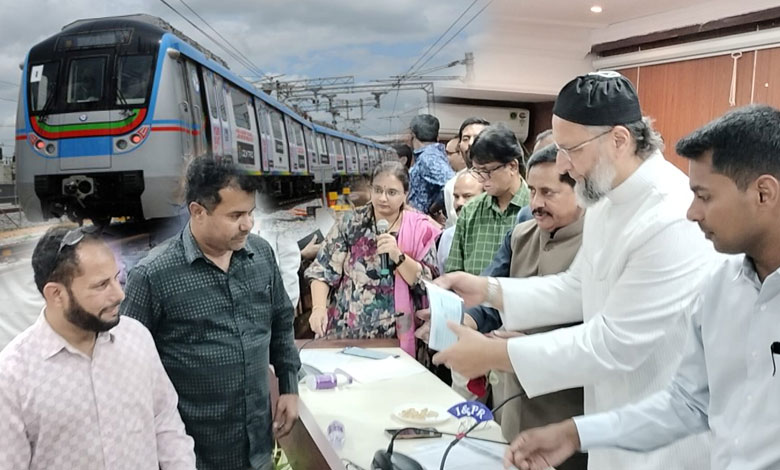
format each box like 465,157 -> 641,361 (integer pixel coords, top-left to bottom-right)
575,254 -> 780,470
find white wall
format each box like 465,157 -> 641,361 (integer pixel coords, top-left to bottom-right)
463,2 -> 593,101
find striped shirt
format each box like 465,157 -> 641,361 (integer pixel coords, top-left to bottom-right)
445,182 -> 530,274
120,225 -> 300,470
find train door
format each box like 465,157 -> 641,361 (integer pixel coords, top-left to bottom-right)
184,61 -> 207,157
316,133 -> 329,165
228,84 -> 259,171
254,99 -> 273,172
174,59 -> 195,158
215,76 -> 233,160
201,69 -> 222,158
62,55 -> 112,170
268,108 -> 290,172
344,141 -> 358,175
303,126 -> 318,170
358,144 -> 369,174
285,117 -> 306,174
328,136 -> 345,174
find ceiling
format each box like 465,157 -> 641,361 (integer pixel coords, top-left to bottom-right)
492,0 -> 714,28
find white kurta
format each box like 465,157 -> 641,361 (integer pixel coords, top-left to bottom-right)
498,152 -> 715,469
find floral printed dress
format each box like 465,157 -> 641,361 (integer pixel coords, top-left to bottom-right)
305,204 -> 438,339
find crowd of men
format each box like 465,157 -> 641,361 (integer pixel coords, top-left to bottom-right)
2,70 -> 780,470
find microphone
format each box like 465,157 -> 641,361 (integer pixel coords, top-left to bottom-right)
372,393 -> 526,470
437,392 -> 525,470
376,218 -> 391,276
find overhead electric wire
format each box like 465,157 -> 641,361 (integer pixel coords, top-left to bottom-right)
177,0 -> 268,79
399,0 -> 480,83
387,0 -> 492,132
157,0 -> 266,78
407,0 -> 493,77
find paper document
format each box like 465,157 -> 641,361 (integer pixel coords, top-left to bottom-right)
300,349 -> 360,374
411,439 -> 509,470
336,357 -> 426,383
424,280 -> 464,351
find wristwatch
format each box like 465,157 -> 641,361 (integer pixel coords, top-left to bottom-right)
484,277 -> 501,308
394,253 -> 406,269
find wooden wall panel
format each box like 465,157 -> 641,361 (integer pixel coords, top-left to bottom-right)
529,101 -> 554,145
635,52 -> 754,172
616,67 -> 639,87
752,48 -> 780,107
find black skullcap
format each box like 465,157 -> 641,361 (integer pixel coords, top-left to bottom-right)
553,71 -> 642,126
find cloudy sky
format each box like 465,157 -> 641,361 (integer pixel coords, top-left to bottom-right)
0,0 -> 490,157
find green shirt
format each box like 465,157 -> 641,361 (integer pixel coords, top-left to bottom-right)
445,182 -> 530,274
120,225 -> 300,470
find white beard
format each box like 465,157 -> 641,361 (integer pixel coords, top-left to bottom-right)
575,154 -> 616,207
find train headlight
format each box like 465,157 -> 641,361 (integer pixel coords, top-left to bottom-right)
116,139 -> 128,150
45,144 -> 55,154
130,134 -> 142,144
35,140 -> 45,150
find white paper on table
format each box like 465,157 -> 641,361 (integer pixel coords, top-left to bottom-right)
335,357 -> 427,383
410,438 -> 510,470
423,280 -> 464,351
300,349 -> 361,374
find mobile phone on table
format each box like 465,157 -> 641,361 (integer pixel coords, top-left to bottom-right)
385,428 -> 442,439
340,346 -> 399,360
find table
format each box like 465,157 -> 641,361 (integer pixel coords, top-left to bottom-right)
275,341 -> 507,469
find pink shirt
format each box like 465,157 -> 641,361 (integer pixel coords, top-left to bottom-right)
0,312 -> 195,470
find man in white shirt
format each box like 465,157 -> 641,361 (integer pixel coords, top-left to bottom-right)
0,226 -> 195,470
503,104 -> 780,470
432,72 -> 713,470
438,171 -> 484,274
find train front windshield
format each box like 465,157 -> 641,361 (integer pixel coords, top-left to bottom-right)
27,29 -> 157,116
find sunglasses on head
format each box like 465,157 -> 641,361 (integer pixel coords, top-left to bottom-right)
56,225 -> 102,257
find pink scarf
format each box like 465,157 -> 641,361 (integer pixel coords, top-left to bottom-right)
394,211 -> 441,356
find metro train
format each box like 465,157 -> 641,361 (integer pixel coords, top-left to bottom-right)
15,14 -> 392,224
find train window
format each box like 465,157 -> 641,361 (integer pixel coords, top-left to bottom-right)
115,55 -> 153,105
67,56 -> 105,104
29,62 -> 58,113
229,86 -> 251,130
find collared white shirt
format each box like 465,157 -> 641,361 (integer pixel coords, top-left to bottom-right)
437,225 -> 456,275
0,312 -> 195,470
498,153 -> 715,469
443,170 -> 462,228
576,255 -> 780,470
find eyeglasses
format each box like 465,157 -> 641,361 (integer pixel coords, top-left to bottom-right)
469,162 -> 508,181
371,186 -> 403,198
555,128 -> 613,162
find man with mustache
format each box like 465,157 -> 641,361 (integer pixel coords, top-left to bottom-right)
0,226 -> 195,469
433,72 -> 714,470
121,157 -> 300,470
505,104 -> 780,470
